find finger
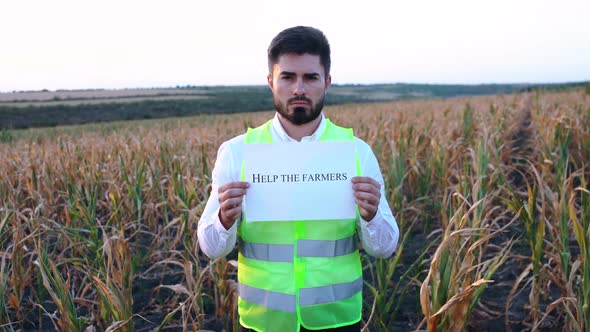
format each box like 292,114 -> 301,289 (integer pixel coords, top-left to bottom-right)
352,183 -> 380,196
355,197 -> 377,211
219,188 -> 248,201
222,205 -> 243,220
351,177 -> 381,189
218,181 -> 250,193
220,197 -> 243,211
354,191 -> 379,205
355,199 -> 377,220
358,206 -> 368,217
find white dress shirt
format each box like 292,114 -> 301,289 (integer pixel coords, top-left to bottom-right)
198,113 -> 399,259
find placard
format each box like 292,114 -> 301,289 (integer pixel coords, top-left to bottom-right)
243,141 -> 356,222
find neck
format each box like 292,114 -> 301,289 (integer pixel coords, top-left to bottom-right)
277,113 -> 322,142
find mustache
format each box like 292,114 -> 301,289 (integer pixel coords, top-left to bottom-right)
288,96 -> 312,104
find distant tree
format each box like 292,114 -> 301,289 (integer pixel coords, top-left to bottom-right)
0,129 -> 14,143
585,83 -> 590,95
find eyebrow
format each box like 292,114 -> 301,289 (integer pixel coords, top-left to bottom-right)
279,71 -> 320,78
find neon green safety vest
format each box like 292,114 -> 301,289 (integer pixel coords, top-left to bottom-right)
238,118 -> 363,332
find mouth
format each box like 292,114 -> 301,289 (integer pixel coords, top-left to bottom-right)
290,101 -> 309,107
289,98 -> 311,108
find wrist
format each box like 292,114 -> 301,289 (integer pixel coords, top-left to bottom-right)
218,211 -> 233,230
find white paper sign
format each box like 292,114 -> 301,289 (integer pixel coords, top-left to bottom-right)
244,141 -> 356,222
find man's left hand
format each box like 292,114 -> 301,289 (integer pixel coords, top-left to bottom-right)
351,176 -> 381,222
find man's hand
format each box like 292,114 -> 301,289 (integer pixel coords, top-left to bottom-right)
218,181 -> 249,229
351,176 -> 381,222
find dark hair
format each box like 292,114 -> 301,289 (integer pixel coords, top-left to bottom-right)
267,26 -> 331,77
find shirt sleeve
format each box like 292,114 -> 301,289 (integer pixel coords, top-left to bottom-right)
197,140 -> 241,260
355,139 -> 400,258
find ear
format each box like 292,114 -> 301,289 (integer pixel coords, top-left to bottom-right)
325,74 -> 332,90
267,73 -> 274,90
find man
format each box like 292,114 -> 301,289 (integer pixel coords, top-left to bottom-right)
198,26 -> 399,332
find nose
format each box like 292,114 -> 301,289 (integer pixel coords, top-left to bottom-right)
293,78 -> 305,96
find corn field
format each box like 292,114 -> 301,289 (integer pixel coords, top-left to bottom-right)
1,90 -> 589,331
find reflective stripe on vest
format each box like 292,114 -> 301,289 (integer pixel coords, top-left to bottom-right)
239,283 -> 296,313
299,276 -> 363,306
239,241 -> 293,262
238,276 -> 362,309
297,236 -> 356,257
239,235 -> 357,262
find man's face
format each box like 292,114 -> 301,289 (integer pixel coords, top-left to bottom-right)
268,53 -> 331,125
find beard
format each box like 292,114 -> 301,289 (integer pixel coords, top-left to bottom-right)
274,94 -> 325,125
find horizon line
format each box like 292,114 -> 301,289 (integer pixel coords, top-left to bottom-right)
2,80 -> 589,94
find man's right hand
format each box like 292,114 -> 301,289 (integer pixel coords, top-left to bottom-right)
218,181 -> 250,230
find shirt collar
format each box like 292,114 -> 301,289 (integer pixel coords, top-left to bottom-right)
270,113 -> 326,142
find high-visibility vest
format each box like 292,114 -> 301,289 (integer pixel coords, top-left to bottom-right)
237,118 -> 363,332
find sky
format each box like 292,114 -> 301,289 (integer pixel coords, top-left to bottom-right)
1,0 -> 589,92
